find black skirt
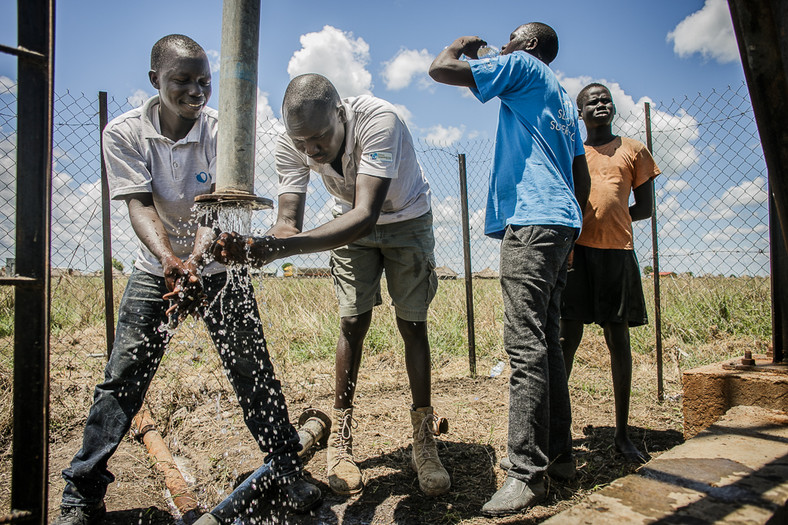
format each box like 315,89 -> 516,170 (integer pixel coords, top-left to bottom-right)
560,244 -> 648,327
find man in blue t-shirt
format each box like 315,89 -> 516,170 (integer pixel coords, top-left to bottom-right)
430,22 -> 590,517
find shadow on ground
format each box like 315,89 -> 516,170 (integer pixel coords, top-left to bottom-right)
224,440 -> 497,524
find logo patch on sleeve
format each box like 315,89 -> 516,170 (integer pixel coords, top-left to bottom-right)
368,151 -> 393,163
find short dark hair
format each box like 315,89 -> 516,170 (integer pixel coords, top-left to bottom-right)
577,83 -> 611,108
282,73 -> 341,120
521,22 -> 559,64
150,34 -> 205,71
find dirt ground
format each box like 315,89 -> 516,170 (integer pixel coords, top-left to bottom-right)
37,331 -> 695,525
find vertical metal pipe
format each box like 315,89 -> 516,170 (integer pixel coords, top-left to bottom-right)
99,91 -> 115,360
216,0 -> 260,194
458,154 -> 476,377
644,102 -> 664,401
12,0 -> 54,523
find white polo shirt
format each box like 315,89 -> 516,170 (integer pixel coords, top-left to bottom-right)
103,95 -> 224,276
276,95 -> 432,225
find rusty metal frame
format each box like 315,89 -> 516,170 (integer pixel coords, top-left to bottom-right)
0,1 -> 55,524
727,0 -> 788,364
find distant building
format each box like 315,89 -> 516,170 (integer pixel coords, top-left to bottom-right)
295,267 -> 331,278
435,266 -> 457,280
51,268 -> 84,277
658,271 -> 677,277
261,265 -> 278,277
473,267 -> 499,279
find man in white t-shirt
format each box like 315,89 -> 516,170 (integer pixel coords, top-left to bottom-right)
212,73 -> 450,498
52,35 -> 320,525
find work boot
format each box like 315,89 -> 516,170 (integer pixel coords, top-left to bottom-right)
410,406 -> 451,496
326,407 -> 363,495
50,502 -> 106,525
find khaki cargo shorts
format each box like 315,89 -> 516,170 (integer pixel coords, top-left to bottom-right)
329,211 -> 438,322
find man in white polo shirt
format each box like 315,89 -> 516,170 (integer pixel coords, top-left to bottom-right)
211,73 -> 450,498
52,35 -> 319,525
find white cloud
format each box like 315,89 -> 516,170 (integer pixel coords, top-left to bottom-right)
381,48 -> 435,90
705,176 -> 768,220
206,49 -> 221,74
719,176 -> 768,208
0,76 -> 16,94
661,179 -> 689,194
127,89 -> 151,108
424,124 -> 464,146
391,103 -> 414,128
287,25 -> 372,98
557,72 -> 700,174
667,0 -> 739,64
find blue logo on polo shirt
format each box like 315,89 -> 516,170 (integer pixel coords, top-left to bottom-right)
196,171 -> 209,183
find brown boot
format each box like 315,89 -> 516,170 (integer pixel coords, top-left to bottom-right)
326,407 -> 363,495
410,406 -> 451,496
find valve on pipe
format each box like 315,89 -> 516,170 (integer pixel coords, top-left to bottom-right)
193,408 -> 331,525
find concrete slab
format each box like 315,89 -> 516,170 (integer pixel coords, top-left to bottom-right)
543,405 -> 788,525
683,355 -> 788,439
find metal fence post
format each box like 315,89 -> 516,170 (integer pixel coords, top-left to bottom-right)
9,0 -> 55,523
458,153 -> 476,377
644,102 -> 664,401
99,91 -> 115,360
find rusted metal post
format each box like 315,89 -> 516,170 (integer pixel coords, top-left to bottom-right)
99,91 -> 115,359
458,153 -> 477,377
644,102 -> 664,401
727,0 -> 788,364
9,0 -> 55,523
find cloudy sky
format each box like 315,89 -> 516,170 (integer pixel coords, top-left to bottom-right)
0,0 -> 769,276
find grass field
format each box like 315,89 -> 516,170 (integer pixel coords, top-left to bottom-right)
0,274 -> 772,523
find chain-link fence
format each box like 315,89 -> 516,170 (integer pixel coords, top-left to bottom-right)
0,82 -> 772,501
0,79 -> 773,353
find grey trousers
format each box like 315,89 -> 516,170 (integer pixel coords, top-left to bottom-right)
500,224 -> 575,483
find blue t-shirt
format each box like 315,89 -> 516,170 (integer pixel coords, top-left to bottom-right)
470,51 -> 585,238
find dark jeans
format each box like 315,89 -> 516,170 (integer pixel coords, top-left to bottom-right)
500,225 -> 575,483
61,268 -> 301,507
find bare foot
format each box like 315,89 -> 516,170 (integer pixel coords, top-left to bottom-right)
615,435 -> 649,464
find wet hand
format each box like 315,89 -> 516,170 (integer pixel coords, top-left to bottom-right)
163,273 -> 207,326
210,231 -> 252,265
210,232 -> 279,267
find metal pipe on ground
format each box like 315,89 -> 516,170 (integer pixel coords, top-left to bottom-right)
131,410 -> 202,524
193,409 -> 331,525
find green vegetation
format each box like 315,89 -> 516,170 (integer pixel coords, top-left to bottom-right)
111,258 -> 124,273
0,273 -> 772,366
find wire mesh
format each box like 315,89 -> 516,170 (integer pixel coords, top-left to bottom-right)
0,83 -> 773,511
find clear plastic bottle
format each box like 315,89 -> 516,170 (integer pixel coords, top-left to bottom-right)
490,360 -> 506,377
477,45 -> 500,59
